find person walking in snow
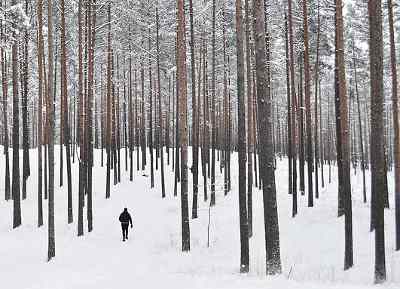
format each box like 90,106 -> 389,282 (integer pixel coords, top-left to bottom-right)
119,208 -> 133,241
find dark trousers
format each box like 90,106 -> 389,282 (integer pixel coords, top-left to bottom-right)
121,223 -> 129,240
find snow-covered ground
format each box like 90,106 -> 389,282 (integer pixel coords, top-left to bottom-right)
0,147 -> 399,289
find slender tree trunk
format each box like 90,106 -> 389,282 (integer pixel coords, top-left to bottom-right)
11,0 -> 21,229
177,0 -> 190,252
188,0 -> 198,215
387,0 -> 400,251
210,0 -> 216,207
86,0 -> 96,233
156,4 -> 165,198
36,0 -> 44,227
78,0 -> 85,237
302,0 -> 313,206
167,76 -> 171,166
148,28 -> 154,188
368,0 -> 386,282
202,34 -> 207,201
299,61 -> 305,195
254,0 -> 281,275
222,4 -> 229,196
235,0 -> 249,273
47,0 -> 56,261
174,65 -> 180,197
319,80 -> 324,188
285,14 -> 292,198
335,0 -> 353,270
314,0 -> 320,199
288,0 -> 297,216
105,2 -> 112,200
60,0 -> 73,225
245,0 -> 253,237
22,0 -> 30,200
43,57 -> 48,201
129,37 -> 134,181
3,50 -> 10,202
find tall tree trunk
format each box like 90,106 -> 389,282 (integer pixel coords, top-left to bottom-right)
298,60 -> 305,195
167,76 -> 171,166
254,0 -> 281,275
302,0 -> 313,207
11,0 -> 21,229
222,4 -> 229,196
22,0 -> 30,200
3,51 -> 10,202
60,0 -> 73,225
235,0 -> 249,273
245,0 -> 253,237
335,0 -> 353,270
105,1 -> 112,200
36,0 -> 44,227
314,0 -> 320,199
202,34 -> 208,201
368,0 -> 386,282
285,13 -> 292,198
156,3 -> 165,198
387,0 -> 400,251
78,0 -> 86,237
210,0 -> 216,207
47,0 -> 56,261
129,34 -> 134,181
86,0 -> 96,233
148,28 -> 154,189
188,0 -> 198,216
287,0 -> 297,216
177,0 -> 190,252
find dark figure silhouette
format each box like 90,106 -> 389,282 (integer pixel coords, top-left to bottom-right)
119,208 -> 133,241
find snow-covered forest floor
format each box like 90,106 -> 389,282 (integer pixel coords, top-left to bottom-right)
0,148 -> 399,289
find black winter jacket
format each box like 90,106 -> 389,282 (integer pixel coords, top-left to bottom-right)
119,211 -> 133,226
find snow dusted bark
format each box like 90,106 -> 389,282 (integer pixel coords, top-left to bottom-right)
387,0 -> 400,252
36,0 -> 44,227
11,0 -> 21,229
177,0 -> 190,252
245,0 -> 253,237
368,0 -> 386,282
189,0 -> 198,217
287,0 -> 297,216
335,0 -> 353,271
235,0 -> 249,274
210,0 -> 216,207
47,0 -> 56,261
22,0 -> 29,201
302,0 -> 313,207
253,0 -> 282,275
60,0 -> 73,225
156,3 -> 165,199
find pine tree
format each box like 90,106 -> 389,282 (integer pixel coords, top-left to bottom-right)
368,0 -> 386,282
254,0 -> 281,275
60,0 -> 73,224
387,0 -> 400,251
36,0 -> 44,227
11,0 -> 21,229
302,0 -> 313,207
235,0 -> 249,273
335,0 -> 353,270
177,0 -> 190,252
47,0 -> 56,261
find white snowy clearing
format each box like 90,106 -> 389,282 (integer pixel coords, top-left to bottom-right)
0,148 -> 399,289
